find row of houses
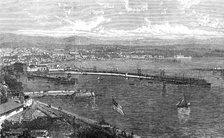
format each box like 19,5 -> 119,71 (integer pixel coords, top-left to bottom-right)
8,62 -> 49,73
12,62 -> 82,73
0,98 -> 33,127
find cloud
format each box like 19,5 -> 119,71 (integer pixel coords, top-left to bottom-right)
95,18 -> 224,39
56,16 -> 111,32
96,2 -> 114,8
188,10 -> 224,29
161,8 -> 167,15
91,10 -> 104,15
15,16 -> 111,37
15,21 -> 224,39
196,14 -> 224,29
57,2 -> 74,17
132,18 -> 224,38
25,11 -> 52,26
15,16 -> 224,39
177,0 -> 200,9
122,0 -> 148,12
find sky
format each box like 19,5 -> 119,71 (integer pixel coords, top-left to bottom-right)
0,0 -> 224,40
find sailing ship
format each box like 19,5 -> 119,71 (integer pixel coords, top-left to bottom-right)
176,95 -> 191,108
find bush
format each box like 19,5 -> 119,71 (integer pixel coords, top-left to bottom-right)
4,75 -> 23,96
1,120 -> 23,131
76,127 -> 116,138
0,84 -> 8,104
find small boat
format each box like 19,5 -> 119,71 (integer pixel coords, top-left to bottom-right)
112,97 -> 125,116
176,96 -> 190,108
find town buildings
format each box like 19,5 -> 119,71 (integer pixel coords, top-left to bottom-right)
0,100 -> 24,126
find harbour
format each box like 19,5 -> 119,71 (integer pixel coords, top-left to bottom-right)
32,74 -> 222,138
3,57 -> 224,137
1,1 -> 224,137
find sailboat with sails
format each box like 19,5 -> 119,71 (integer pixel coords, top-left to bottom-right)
176,95 -> 191,108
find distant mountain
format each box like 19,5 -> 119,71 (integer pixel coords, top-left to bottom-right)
0,33 -> 64,44
0,33 -> 224,49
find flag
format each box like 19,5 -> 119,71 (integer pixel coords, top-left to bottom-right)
112,98 -> 124,116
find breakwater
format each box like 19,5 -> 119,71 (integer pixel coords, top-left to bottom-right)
49,70 -> 211,87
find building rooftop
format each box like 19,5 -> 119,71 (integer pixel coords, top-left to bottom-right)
0,100 -> 23,116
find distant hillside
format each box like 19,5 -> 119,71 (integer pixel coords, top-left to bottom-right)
0,33 -> 224,49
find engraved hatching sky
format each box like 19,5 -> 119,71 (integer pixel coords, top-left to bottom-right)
0,0 -> 224,39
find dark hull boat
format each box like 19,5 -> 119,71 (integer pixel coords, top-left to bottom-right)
176,97 -> 191,108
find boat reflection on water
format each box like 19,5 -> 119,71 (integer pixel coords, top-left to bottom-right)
177,107 -> 190,124
79,90 -> 98,110
161,83 -> 168,97
90,96 -> 98,110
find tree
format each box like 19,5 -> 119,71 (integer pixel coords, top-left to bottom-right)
1,120 -> 23,131
18,130 -> 34,138
76,126 -> 116,138
4,75 -> 24,96
0,84 -> 8,104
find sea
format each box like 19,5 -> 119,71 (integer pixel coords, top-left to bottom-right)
20,58 -> 224,138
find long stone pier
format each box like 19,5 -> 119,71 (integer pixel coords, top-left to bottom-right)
48,70 -> 211,87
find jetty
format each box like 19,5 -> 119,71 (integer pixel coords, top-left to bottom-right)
50,70 -> 211,87
24,89 -> 97,98
192,68 -> 224,73
24,90 -> 75,97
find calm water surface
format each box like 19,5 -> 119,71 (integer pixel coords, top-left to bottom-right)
22,58 -> 224,138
